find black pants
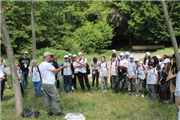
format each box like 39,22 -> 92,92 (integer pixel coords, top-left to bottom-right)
161,81 -> 171,101
92,70 -> 99,88
72,73 -> 78,90
78,72 -> 90,90
119,74 -> 126,92
0,80 -> 5,101
56,80 -> 60,89
173,92 -> 175,104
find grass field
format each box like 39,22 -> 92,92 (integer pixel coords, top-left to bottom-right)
1,74 -> 178,120
1,47 -> 180,119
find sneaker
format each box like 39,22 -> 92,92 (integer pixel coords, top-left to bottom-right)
7,87 -> 11,90
121,91 -> 125,94
64,92 -> 67,95
129,92 -> 132,96
47,111 -> 54,116
152,99 -> 155,102
55,113 -> 64,117
70,91 -> 73,94
89,90 -> 94,94
96,88 -> 99,91
35,95 -> 38,97
83,89 -> 86,94
141,94 -> 144,98
136,94 -> 139,97
149,96 -> 152,99
72,87 -> 74,90
102,91 -> 105,93
133,92 -> 135,95
105,90 -> 107,93
92,88 -> 94,90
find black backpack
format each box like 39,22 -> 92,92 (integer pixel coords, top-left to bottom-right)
79,58 -> 90,75
31,66 -> 41,80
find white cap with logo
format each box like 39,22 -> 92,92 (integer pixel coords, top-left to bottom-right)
112,49 -> 116,53
146,52 -> 150,56
69,54 -> 72,57
129,55 -> 134,58
64,55 -> 69,58
72,54 -> 77,57
163,58 -> 170,64
78,52 -> 83,55
134,59 -> 140,62
32,59 -> 37,63
156,55 -> 161,59
119,52 -> 125,56
125,51 -> 130,56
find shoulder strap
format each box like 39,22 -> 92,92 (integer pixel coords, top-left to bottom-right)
115,60 -> 118,67
142,64 -> 145,70
100,63 -> 101,68
111,61 -> 112,66
106,62 -> 107,68
31,66 -> 33,73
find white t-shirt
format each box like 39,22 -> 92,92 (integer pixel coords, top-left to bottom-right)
136,64 -> 146,80
0,68 -> 5,81
119,59 -> 128,67
110,56 -> 121,61
79,58 -> 87,73
91,61 -> 100,70
143,59 -> 149,67
99,62 -> 109,76
73,61 -> 80,74
127,62 -> 136,78
63,62 -> 72,76
39,61 -> 55,84
110,60 -> 119,76
17,68 -> 22,83
125,57 -> 130,63
147,68 -> 157,84
30,66 -> 41,82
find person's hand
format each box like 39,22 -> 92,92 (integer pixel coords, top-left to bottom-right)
166,77 -> 170,81
77,61 -> 80,64
135,80 -> 137,86
155,82 -> 158,85
79,65 -> 82,68
1,77 -> 6,79
116,74 -> 118,77
106,75 -> 108,78
63,65 -> 69,68
72,75 -> 74,79
61,76 -> 63,79
160,69 -> 162,73
129,76 -> 132,79
99,75 -> 101,78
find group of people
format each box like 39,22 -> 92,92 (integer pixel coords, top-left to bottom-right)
0,49 -> 179,117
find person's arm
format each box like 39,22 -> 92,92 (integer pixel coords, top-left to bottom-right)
52,65 -> 68,75
71,63 -> 74,75
144,68 -> 148,74
166,67 -> 177,81
98,68 -> 101,78
155,74 -> 158,85
29,67 -> 32,76
91,65 -> 93,75
110,67 -> 112,77
18,58 -> 21,67
77,58 -> 87,67
107,68 -> 109,78
0,77 -> 6,79
61,67 -> 64,79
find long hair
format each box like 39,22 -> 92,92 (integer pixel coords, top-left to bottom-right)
101,56 -> 106,62
143,55 -> 151,65
152,56 -> 159,68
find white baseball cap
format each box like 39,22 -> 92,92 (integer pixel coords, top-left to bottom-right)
69,54 -> 72,57
125,52 -> 130,56
78,52 -> 83,55
156,55 -> 161,59
32,59 -> 37,63
24,51 -> 28,54
146,52 -> 150,56
163,58 -> 170,64
43,51 -> 53,57
119,52 -> 125,56
72,54 -> 77,57
64,55 -> 69,59
129,55 -> 134,58
111,49 -> 116,53
134,59 -> 140,62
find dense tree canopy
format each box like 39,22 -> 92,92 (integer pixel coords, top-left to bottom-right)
1,1 -> 180,55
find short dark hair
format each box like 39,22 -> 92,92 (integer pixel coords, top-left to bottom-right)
101,56 -> 106,61
148,62 -> 154,66
93,57 -> 97,62
112,54 -> 116,58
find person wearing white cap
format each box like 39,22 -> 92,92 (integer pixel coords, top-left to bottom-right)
110,49 -> 120,89
125,51 -> 130,62
39,51 -> 68,117
69,54 -> 73,63
118,52 -> 128,94
61,55 -> 74,94
18,51 -> 30,90
143,52 -> 151,67
77,52 -> 93,94
161,58 -> 171,104
127,55 -> 136,96
134,59 -> 146,98
72,54 -> 81,91
30,59 -> 42,97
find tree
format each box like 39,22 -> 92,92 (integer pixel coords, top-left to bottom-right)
31,0 -> 36,59
161,0 -> 180,71
1,3 -> 23,115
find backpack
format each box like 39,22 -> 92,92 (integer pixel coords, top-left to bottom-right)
31,66 -> 41,80
111,59 -> 118,67
136,64 -> 145,74
99,62 -> 108,69
79,58 -> 90,75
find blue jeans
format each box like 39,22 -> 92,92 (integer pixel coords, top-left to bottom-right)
64,75 -> 72,93
33,81 -> 42,96
22,71 -> 29,90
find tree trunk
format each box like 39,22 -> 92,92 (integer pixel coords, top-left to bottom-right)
161,0 -> 180,71
1,5 -> 23,115
128,36 -> 132,50
31,0 -> 36,59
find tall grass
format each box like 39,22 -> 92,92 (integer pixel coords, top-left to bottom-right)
1,75 -> 178,119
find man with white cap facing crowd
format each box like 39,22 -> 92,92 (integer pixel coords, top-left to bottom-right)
125,51 -> 130,62
39,51 -> 68,117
